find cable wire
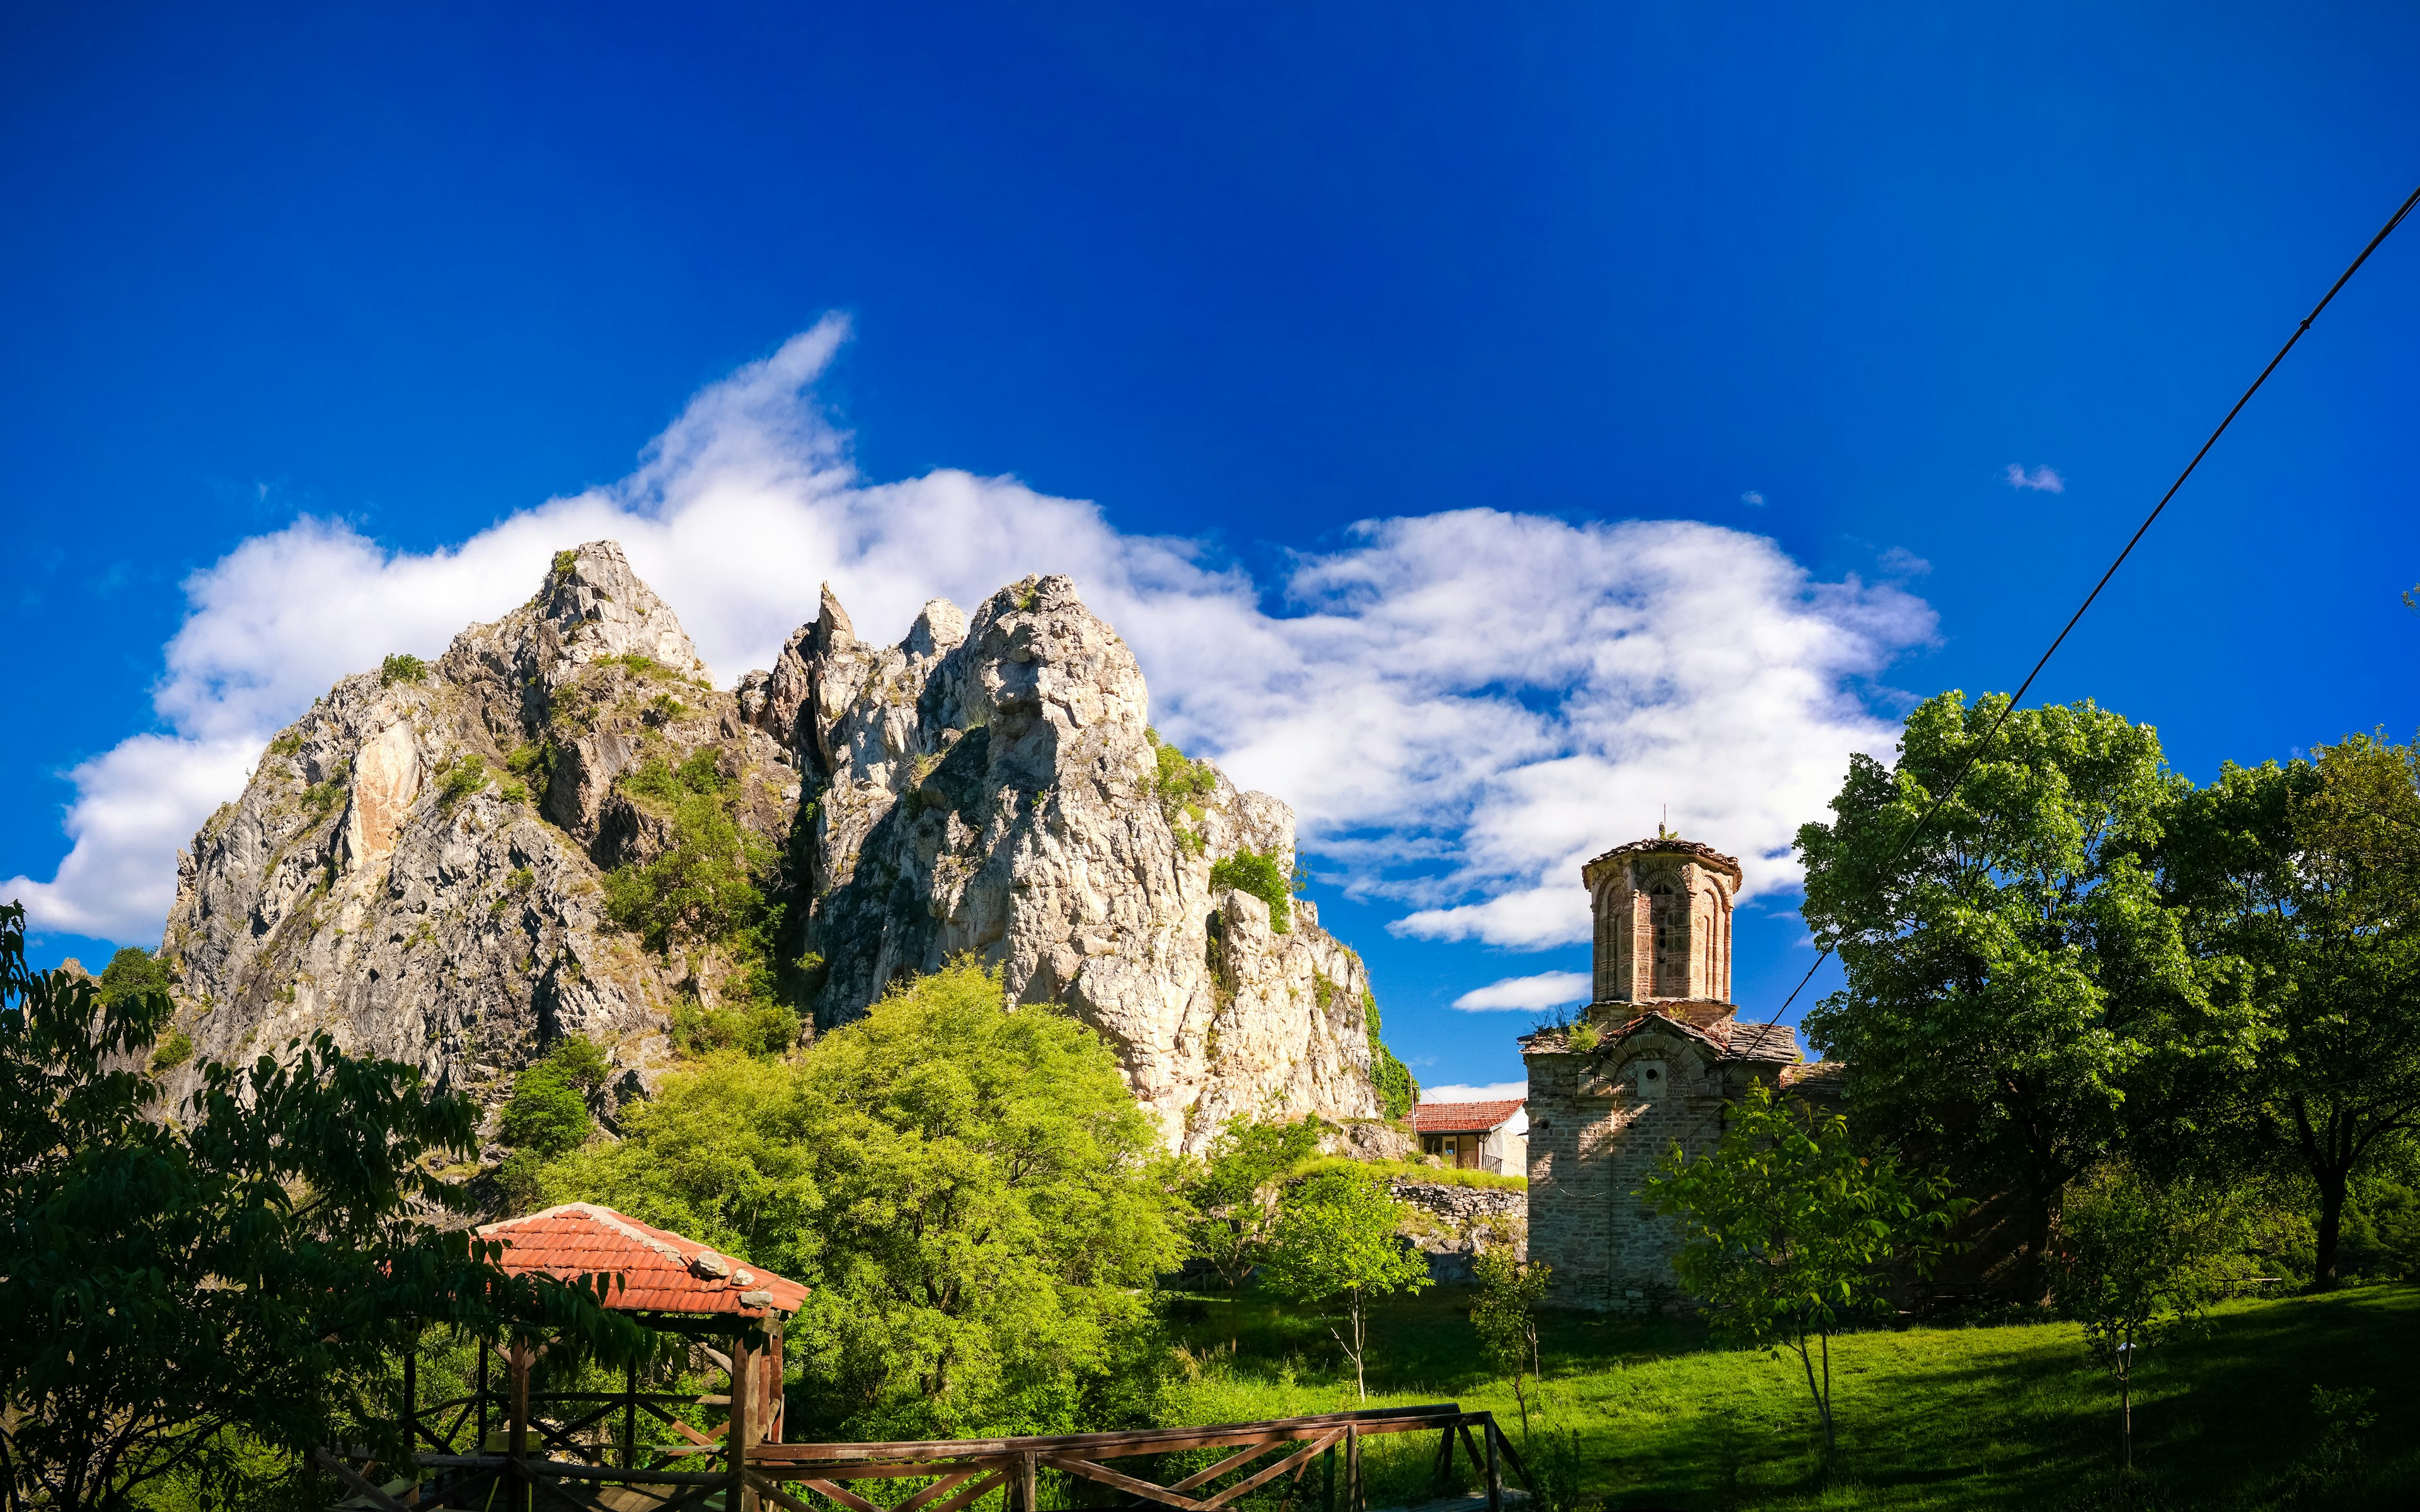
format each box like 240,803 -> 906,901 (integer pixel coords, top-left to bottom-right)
1759,180 -> 2420,1032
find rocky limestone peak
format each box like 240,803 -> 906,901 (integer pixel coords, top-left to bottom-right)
785,572 -> 1388,1150
157,547 -> 1403,1159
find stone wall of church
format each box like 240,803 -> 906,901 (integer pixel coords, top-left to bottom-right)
1524,1041 -> 1731,1313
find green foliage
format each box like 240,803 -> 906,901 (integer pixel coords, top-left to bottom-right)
1180,1115 -> 1326,1304
671,996 -> 800,1057
1210,848 -> 1294,932
498,1066 -> 597,1160
299,776 -> 347,820
98,946 -> 173,1009
2050,1164 -> 2250,1470
265,730 -> 303,760
604,792 -> 768,954
1359,988 -> 1418,1119
1264,1163 -> 1432,1398
552,548 -> 578,576
148,1027 -> 194,1073
620,750 -> 729,809
1799,691 -> 2210,1289
2161,736 -> 2420,1286
434,753 -> 490,808
378,652 -> 427,687
1565,1019 -> 1601,1054
1642,1080 -> 1966,1460
1470,1248 -> 1552,1434
541,959 -> 1183,1438
1150,728 -> 1218,806
647,691 -> 688,722
0,902 -> 652,1510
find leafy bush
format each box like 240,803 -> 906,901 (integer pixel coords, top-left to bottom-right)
148,1028 -> 195,1074
1209,848 -> 1293,932
621,750 -> 728,808
647,692 -> 688,723
604,792 -> 768,954
1150,729 -> 1219,815
378,653 -> 427,687
434,754 -> 490,808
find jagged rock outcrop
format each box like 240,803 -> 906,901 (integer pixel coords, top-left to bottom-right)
756,573 -> 1388,1148
158,545 -> 1395,1152
160,543 -> 798,1119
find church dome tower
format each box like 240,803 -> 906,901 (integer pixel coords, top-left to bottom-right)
1581,831 -> 1743,1008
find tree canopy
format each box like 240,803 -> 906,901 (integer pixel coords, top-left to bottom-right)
0,903 -> 648,1511
1797,691 -> 2227,1288
541,958 -> 1184,1438
2159,736 -> 2420,1283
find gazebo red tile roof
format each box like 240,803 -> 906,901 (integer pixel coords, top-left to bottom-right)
479,1202 -> 808,1317
1410,1099 -> 1524,1134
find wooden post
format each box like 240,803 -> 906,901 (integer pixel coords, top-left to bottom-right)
1322,1440 -> 1336,1512
508,1339 -> 533,1512
729,1329 -> 756,1512
1015,1450 -> 1039,1512
1482,1418 -> 1502,1512
1432,1418 -> 1455,1493
1344,1426 -> 1361,1512
475,1337 -> 489,1453
401,1348 -> 419,1507
624,1358 -> 640,1471
764,1320 -> 785,1444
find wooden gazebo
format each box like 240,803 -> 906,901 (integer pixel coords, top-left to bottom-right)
318,1201 -> 807,1511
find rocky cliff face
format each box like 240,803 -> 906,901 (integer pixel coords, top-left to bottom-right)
159,544 -> 1395,1151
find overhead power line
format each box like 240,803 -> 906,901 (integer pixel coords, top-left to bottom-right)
1760,179 -> 2420,1033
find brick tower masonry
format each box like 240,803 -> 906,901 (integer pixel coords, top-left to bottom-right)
1521,832 -> 1836,1312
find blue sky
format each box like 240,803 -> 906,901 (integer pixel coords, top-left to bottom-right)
4,3 -> 2417,1096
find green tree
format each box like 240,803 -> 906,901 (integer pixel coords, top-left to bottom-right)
1798,692 -> 2215,1292
1641,1081 -> 1964,1460
0,902 -> 649,1511
2160,738 -> 2420,1286
1179,1115 -> 1325,1339
542,959 -> 1182,1437
2049,1164 -> 2246,1471
96,946 -> 172,1008
1263,1165 -> 1432,1399
1469,1249 -> 1552,1435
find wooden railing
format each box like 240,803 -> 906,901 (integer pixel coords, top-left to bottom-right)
322,1403 -> 1531,1512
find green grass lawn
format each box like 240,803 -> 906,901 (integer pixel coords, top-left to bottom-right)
1157,1283 -> 2420,1510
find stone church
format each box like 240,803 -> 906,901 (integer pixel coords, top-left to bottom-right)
1521,830 -> 1836,1312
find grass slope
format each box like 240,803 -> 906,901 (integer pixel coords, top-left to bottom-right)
1161,1285 -> 2420,1509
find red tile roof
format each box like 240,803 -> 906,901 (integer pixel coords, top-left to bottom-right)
1410,1099 -> 1524,1133
478,1203 -> 808,1317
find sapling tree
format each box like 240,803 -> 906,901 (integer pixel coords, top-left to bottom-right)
1264,1165 -> 1432,1399
1469,1248 -> 1552,1435
1641,1081 -> 1964,1461
2048,1163 -> 2245,1471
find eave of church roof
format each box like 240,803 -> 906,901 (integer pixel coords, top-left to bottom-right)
1582,835 -> 1744,879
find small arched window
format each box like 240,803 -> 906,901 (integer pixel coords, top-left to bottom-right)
1649,879 -> 1687,997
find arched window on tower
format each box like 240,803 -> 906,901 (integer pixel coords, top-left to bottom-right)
1649,880 -> 1686,997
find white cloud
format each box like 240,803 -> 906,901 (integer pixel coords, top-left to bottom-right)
8,317 -> 1937,948
1420,1082 -> 1528,1104
2004,463 -> 2065,493
1451,971 -> 1593,1012
1877,546 -> 1931,578
1739,490 -> 1765,506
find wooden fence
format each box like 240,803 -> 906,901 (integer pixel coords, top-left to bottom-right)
323,1402 -> 1530,1512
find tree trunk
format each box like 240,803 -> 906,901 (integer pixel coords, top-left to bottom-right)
2313,1167 -> 2349,1289
2119,1360 -> 2132,1472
